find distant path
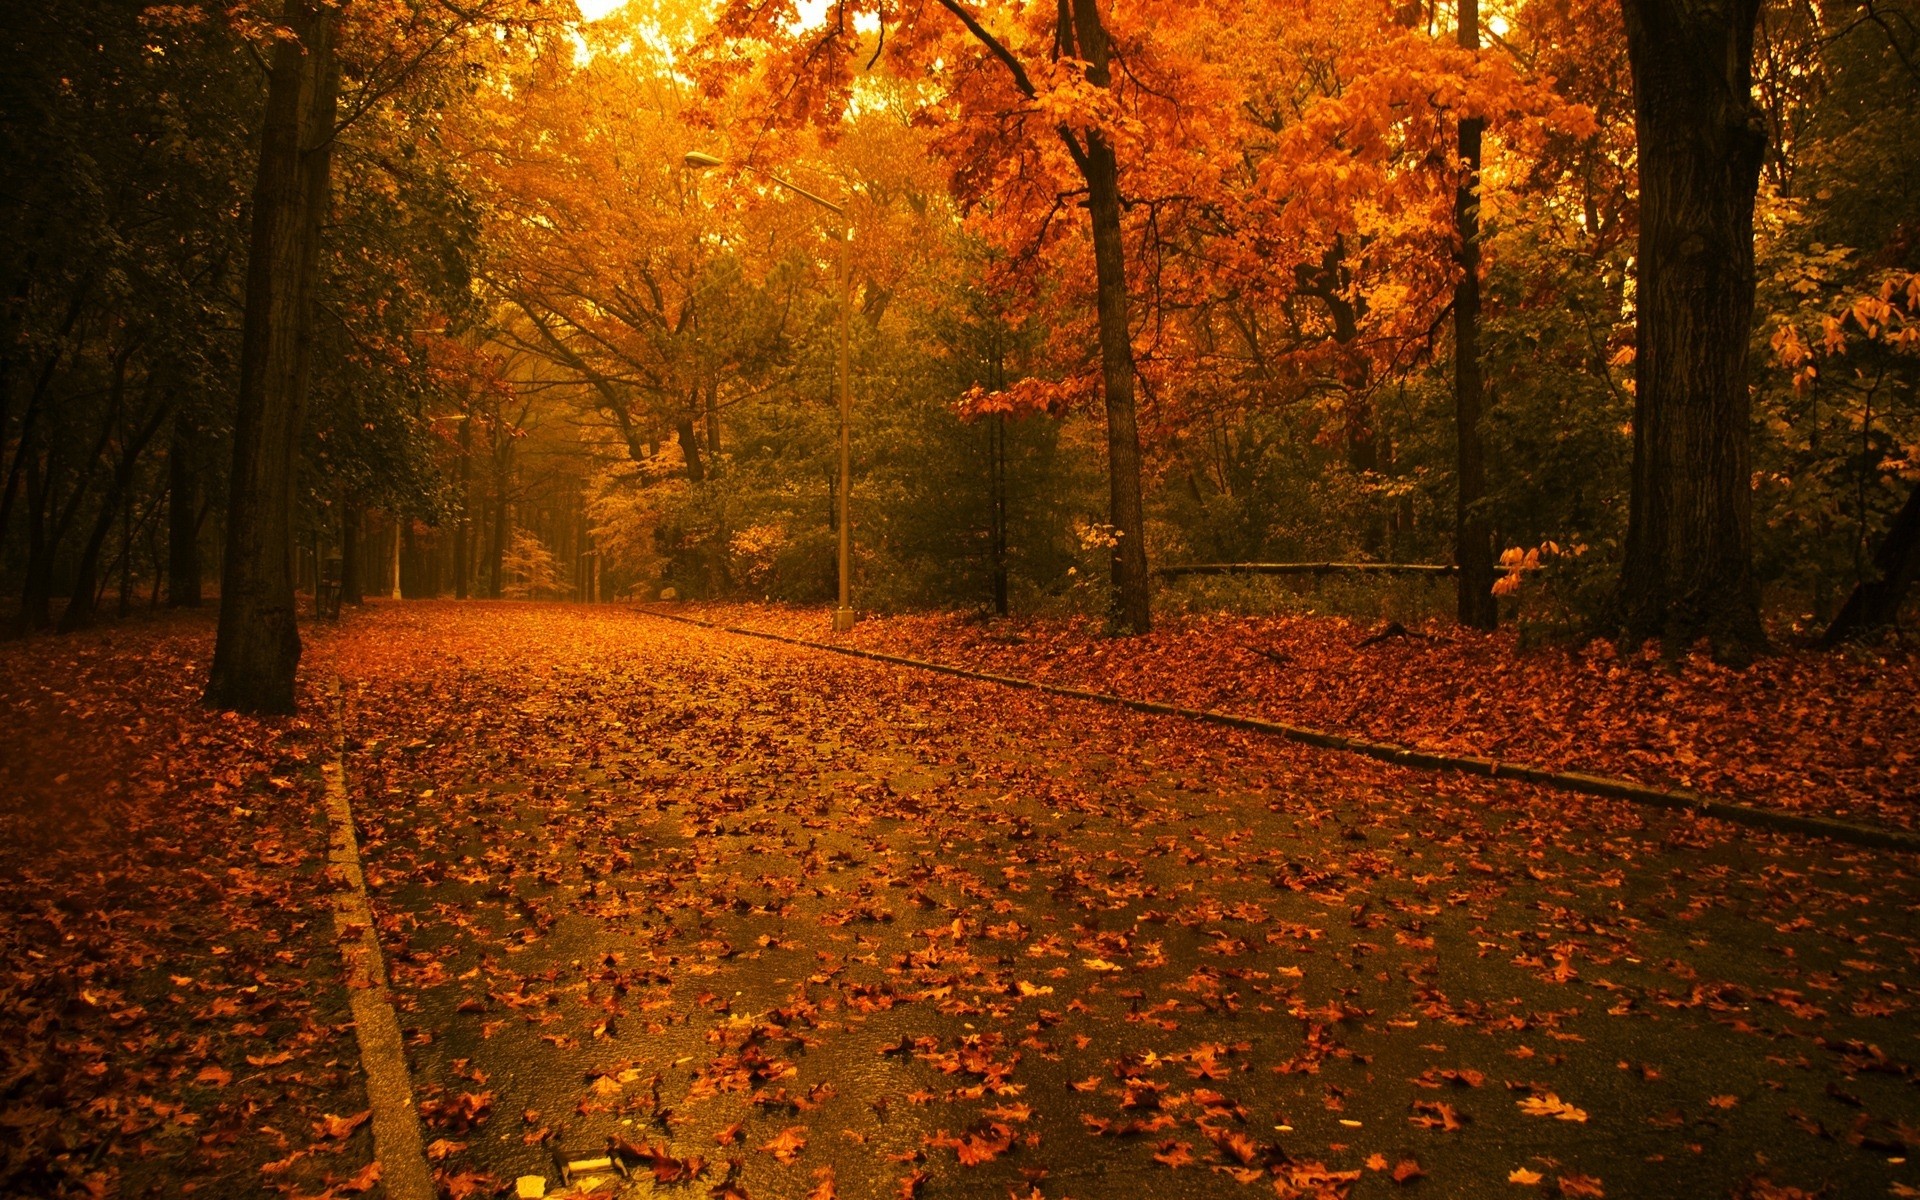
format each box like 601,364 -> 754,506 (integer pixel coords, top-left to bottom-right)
310,602 -> 1920,1200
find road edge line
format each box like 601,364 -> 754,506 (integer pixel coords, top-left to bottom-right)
324,676 -> 436,1200
634,607 -> 1920,854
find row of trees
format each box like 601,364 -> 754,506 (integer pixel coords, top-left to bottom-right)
2,0 -> 1916,710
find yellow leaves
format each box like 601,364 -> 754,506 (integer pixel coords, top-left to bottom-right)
1516,1093 -> 1588,1122
1081,956 -> 1123,973
1510,1167 -> 1544,1185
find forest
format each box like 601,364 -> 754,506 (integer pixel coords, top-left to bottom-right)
4,3 -> 1920,1199
2,0 -> 1917,699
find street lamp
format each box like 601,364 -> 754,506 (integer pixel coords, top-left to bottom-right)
684,150 -> 857,633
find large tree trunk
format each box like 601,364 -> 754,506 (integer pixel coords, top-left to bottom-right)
166,411 -> 202,607
1616,0 -> 1767,657
1070,0 -> 1151,633
1823,480 -> 1920,644
206,0 -> 339,712
1454,0 -> 1497,630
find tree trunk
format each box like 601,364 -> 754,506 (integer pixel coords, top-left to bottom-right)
340,502 -> 362,605
454,407 -> 471,598
1616,0 -> 1767,657
1070,0 -> 1151,634
401,519 -> 418,599
677,416 -> 706,483
206,0 -> 339,711
1454,0 -> 1497,630
19,344 -> 126,631
488,495 -> 508,599
61,388 -> 170,633
167,411 -> 202,607
990,413 -> 1009,617
1823,480 -> 1920,644
704,378 -> 721,463
19,454 -> 54,631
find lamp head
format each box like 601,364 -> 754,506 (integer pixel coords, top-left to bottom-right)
682,151 -> 725,170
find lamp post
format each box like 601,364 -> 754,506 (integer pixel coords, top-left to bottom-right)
684,151 -> 857,632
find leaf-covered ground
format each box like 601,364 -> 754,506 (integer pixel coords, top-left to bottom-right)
320,602 -> 1914,1199
6,602 -> 1917,1200
691,603 -> 1920,833
0,618 -> 381,1199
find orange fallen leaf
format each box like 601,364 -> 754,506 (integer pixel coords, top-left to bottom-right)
759,1125 -> 807,1165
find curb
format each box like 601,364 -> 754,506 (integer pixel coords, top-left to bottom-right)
635,608 -> 1920,854
324,679 -> 436,1200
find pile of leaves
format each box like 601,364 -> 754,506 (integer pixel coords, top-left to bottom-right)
692,604 -> 1920,832
0,615 -> 376,1199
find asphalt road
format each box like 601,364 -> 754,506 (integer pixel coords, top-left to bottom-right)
324,604 -> 1920,1199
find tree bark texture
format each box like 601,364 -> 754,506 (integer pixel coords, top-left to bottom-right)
206,0 -> 338,712
1616,0 -> 1767,654
1069,0 -> 1151,633
1454,0 -> 1498,630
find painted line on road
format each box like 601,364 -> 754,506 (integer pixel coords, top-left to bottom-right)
323,678 -> 436,1200
635,607 -> 1920,854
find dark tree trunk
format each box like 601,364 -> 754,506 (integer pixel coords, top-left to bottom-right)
1069,0 -> 1151,633
401,520 -> 418,598
0,279 -> 90,542
340,502 -> 362,605
990,414 -> 1009,617
19,345 -> 125,631
167,411 -> 202,607
19,455 -> 55,630
1616,0 -> 1767,656
704,379 -> 721,462
677,416 -> 706,483
454,407 -> 471,599
1823,481 -> 1920,644
61,387 -> 170,633
206,0 -> 339,712
487,494 -> 507,600
1454,0 -> 1497,630
935,0 -> 1149,628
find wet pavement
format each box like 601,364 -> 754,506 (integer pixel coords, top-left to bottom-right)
323,604 -> 1920,1199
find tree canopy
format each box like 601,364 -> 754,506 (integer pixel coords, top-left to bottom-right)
2,0 -> 1917,691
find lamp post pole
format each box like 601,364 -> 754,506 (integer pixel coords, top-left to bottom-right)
684,151 -> 856,631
